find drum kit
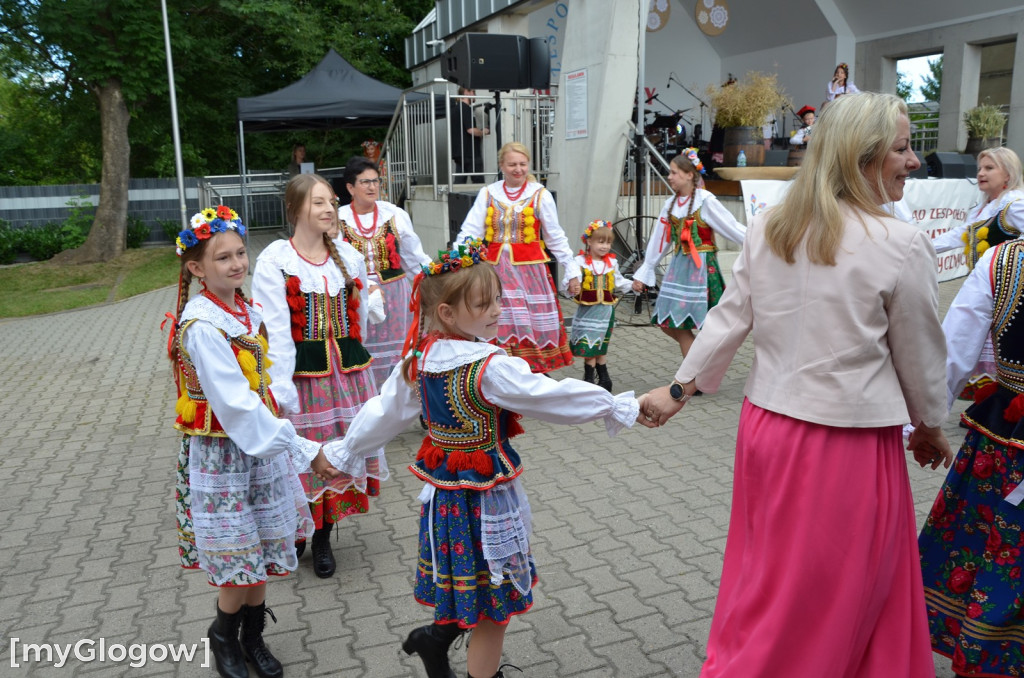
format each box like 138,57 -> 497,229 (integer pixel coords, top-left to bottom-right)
643,107 -> 696,156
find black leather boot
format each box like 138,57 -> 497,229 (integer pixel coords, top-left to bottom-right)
467,663 -> 522,678
311,521 -> 336,578
208,605 -> 248,678
240,603 -> 283,678
583,364 -> 596,383
294,539 -> 306,558
595,364 -> 612,392
402,623 -> 464,678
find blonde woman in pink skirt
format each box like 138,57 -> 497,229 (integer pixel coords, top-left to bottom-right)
641,92 -> 953,677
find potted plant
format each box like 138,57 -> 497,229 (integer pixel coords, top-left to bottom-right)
706,71 -> 790,167
963,103 -> 1005,155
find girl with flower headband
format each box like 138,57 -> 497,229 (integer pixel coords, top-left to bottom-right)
632,149 -> 746,359
167,204 -> 361,678
337,155 -> 433,386
568,220 -> 633,390
826,62 -> 859,102
252,173 -> 388,580
321,239 -> 648,678
453,141 -> 582,373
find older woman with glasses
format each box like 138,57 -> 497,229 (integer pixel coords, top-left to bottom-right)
337,155 -> 432,387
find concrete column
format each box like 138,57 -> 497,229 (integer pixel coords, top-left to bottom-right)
1006,32 -> 1024,160
548,0 -> 640,245
938,41 -> 982,152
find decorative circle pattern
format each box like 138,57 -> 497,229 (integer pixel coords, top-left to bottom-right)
696,0 -> 729,36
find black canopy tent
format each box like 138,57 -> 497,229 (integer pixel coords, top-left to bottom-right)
234,49 -> 436,223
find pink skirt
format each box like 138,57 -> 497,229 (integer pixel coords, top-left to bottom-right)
365,273 -> 413,387
701,399 -> 933,678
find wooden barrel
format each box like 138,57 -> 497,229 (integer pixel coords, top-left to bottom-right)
786,147 -> 806,167
722,126 -> 764,167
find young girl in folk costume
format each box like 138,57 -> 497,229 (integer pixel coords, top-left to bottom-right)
251,174 -> 387,580
632,148 -> 746,358
569,220 -> 633,391
454,142 -> 582,373
337,155 -> 432,386
170,206 -> 352,678
322,239 -> 645,678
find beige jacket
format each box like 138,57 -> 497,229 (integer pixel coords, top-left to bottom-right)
675,204 -> 947,429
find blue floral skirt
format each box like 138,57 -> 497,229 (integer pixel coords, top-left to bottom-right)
414,486 -> 537,628
918,428 -> 1024,677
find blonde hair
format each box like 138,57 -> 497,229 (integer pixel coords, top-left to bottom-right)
764,92 -> 906,265
586,226 -> 614,245
977,147 -> 1024,195
284,174 -> 354,285
669,153 -> 699,219
498,142 -> 538,184
401,264 -> 502,385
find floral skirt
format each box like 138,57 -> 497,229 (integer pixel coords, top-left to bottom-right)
651,250 -> 724,330
569,304 -> 615,357
176,435 -> 314,587
918,427 -> 1024,677
366,273 -> 413,387
701,400 -> 933,677
413,483 -> 537,628
288,347 -> 380,529
491,252 -> 572,373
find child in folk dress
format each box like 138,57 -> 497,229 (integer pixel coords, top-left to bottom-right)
169,205 -> 372,678
568,220 -> 633,391
323,240 -> 649,678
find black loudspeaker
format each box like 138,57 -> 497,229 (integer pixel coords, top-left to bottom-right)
909,152 -> 928,179
448,192 -> 477,245
442,34 -> 550,91
764,150 -> 788,167
927,152 -> 978,179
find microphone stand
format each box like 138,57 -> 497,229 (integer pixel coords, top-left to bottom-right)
673,75 -> 709,144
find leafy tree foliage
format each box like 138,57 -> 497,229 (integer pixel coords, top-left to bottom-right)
0,0 -> 433,260
920,55 -> 943,103
896,71 -> 912,101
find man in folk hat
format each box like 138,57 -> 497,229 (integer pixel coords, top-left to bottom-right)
790,105 -> 816,146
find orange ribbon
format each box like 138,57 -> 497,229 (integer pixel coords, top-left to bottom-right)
678,218 -> 702,268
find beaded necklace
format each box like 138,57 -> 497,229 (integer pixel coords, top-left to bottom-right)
201,289 -> 252,334
351,203 -> 379,237
502,181 -> 527,202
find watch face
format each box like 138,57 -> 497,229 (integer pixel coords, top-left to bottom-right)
670,383 -> 684,400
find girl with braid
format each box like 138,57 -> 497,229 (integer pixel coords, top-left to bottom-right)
252,174 -> 387,580
169,205 -> 365,678
631,149 -> 746,357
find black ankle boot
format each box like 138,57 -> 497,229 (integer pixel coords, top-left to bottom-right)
402,623 -> 463,678
294,539 -> 306,558
467,663 -> 522,678
583,364 -> 596,383
595,364 -> 612,392
311,522 -> 336,578
208,605 -> 249,678
240,603 -> 283,678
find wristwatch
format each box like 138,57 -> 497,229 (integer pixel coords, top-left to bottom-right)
669,380 -> 694,403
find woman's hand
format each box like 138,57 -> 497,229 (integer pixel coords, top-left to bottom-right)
311,449 -> 342,480
631,280 -> 645,293
641,386 -> 687,426
908,425 -> 953,470
567,278 -> 582,296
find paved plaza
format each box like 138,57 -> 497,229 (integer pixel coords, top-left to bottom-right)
0,235 -> 969,677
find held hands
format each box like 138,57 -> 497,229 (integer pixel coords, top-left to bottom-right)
567,278 -> 582,296
631,280 -> 645,294
636,386 -> 687,428
311,449 -> 342,481
907,425 -> 954,470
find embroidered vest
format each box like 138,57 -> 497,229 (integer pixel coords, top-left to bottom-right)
669,207 -> 716,257
173,320 -> 278,437
410,355 -> 524,490
577,263 -> 617,305
484,189 -> 549,264
339,217 -> 406,283
284,273 -> 372,377
964,199 -> 1022,270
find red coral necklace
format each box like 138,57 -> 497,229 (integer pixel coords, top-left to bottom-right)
503,181 -> 527,202
201,289 -> 252,333
676,194 -> 691,210
351,204 -> 378,237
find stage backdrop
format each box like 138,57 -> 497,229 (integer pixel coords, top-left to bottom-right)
738,178 -> 979,282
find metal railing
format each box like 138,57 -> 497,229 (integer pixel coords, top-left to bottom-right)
378,80 -> 559,203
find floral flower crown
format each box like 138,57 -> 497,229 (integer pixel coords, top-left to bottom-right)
422,238 -> 490,276
176,205 -> 247,256
581,219 -> 612,244
681,147 -> 706,175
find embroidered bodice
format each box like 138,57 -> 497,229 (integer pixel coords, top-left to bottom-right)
339,217 -> 405,283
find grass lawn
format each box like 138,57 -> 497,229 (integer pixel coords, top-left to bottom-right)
0,248 -> 180,318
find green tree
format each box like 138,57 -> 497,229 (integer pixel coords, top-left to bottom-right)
896,71 -> 912,101
920,55 -> 943,103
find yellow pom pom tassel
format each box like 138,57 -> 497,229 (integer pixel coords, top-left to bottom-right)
976,226 -> 989,240
176,393 -> 197,423
244,371 -> 261,391
237,349 -> 257,374
977,241 -> 989,255
961,232 -> 969,243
